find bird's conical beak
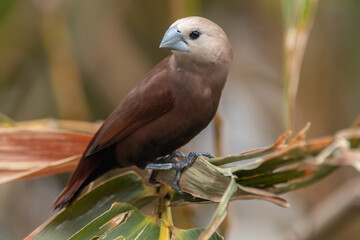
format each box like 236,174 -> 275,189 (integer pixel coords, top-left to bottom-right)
159,25 -> 189,52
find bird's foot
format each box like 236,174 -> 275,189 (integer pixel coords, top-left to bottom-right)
154,150 -> 185,163
149,170 -> 159,184
146,151 -> 215,194
149,151 -> 185,184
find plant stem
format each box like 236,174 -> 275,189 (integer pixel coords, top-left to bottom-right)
282,0 -> 319,131
158,186 -> 173,240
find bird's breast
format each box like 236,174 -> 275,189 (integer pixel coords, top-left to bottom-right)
115,62 -> 226,168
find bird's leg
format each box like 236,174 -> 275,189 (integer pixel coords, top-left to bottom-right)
149,170 -> 160,184
155,150 -> 186,163
146,152 -> 215,194
149,151 -> 185,184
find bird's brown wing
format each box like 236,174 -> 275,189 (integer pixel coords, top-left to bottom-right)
84,58 -> 174,157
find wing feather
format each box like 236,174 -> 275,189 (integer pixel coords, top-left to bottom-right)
84,57 -> 174,156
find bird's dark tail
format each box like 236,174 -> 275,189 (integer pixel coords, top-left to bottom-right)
52,150 -> 118,210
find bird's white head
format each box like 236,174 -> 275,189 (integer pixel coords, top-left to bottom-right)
160,16 -> 233,68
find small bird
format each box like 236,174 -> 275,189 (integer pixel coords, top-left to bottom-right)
53,16 -> 233,210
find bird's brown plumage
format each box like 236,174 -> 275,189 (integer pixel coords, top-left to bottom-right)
53,16 -> 232,209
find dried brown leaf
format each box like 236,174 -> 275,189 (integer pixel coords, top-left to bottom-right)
0,128 -> 92,183
289,122 -> 311,145
0,118 -> 101,183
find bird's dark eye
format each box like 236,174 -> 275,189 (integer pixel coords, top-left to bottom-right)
189,30 -> 200,40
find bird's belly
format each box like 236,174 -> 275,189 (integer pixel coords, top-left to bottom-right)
115,99 -> 217,169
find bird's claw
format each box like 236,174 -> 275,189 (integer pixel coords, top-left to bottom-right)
146,151 -> 215,194
171,179 -> 184,195
197,152 -> 215,159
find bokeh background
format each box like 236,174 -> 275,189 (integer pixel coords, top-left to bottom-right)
0,0 -> 359,239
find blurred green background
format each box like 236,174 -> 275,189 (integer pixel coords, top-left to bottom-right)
0,0 -> 359,239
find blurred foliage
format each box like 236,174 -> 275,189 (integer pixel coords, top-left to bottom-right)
282,0 -> 318,130
0,0 -> 360,239
0,0 -> 359,130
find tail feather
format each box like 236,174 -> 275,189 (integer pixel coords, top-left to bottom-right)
52,179 -> 86,210
52,151 -> 117,210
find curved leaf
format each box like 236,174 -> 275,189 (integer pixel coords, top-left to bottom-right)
26,172 -> 223,240
70,203 -> 159,240
26,172 -> 157,240
0,118 -> 100,184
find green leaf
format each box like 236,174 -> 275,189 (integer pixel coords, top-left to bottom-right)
271,165 -> 337,194
27,172 -> 224,240
156,128 -> 360,209
156,156 -> 288,208
27,172 -> 157,240
70,202 -> 159,240
199,177 -> 237,239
